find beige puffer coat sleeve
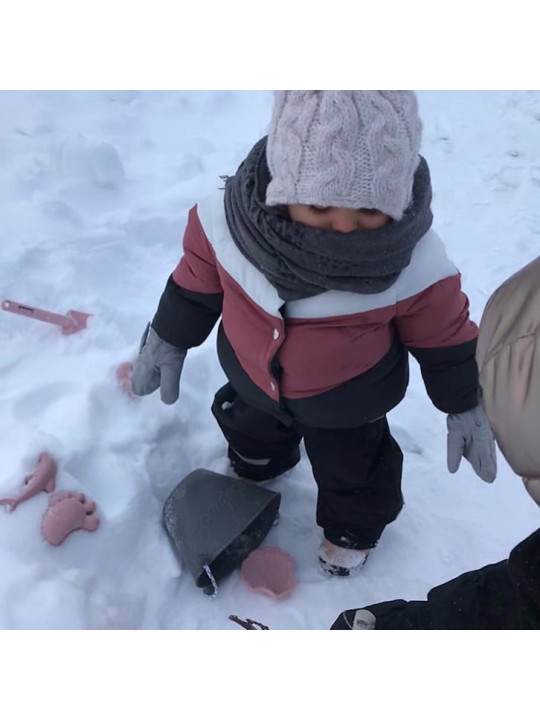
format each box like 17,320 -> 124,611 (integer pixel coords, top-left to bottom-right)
476,256 -> 540,503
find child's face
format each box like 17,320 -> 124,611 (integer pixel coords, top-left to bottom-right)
287,205 -> 392,232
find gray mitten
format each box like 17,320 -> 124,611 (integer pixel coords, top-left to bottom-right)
447,404 -> 497,483
131,323 -> 187,405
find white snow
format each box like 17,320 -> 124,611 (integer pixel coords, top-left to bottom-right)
0,90 -> 538,630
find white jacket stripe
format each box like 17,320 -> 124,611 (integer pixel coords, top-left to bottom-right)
197,192 -> 458,320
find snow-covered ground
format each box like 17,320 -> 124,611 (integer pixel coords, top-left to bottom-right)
0,90 -> 538,630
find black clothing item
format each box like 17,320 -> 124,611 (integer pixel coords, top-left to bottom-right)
217,323 -> 412,428
330,528 -> 540,630
407,340 -> 480,414
223,137 -> 434,301
152,277 -> 223,348
303,417 -> 404,549
152,276 -> 480,427
211,383 -> 404,549
506,528 -> 540,629
212,383 -> 302,482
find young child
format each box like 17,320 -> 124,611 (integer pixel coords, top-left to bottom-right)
132,91 -> 496,577
331,256 -> 540,628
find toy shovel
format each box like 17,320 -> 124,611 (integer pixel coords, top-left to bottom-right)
1,299 -> 91,335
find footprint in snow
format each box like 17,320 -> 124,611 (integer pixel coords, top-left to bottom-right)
12,382 -> 78,423
41,199 -> 82,226
530,166 -> 540,186
175,154 -> 204,182
489,166 -> 522,191
146,420 -> 192,502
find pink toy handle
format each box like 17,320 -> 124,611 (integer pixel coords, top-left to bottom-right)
1,300 -> 90,335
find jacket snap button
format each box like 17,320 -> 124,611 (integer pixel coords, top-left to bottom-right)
273,328 -> 280,340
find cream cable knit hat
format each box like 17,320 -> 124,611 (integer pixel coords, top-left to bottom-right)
265,90 -> 422,221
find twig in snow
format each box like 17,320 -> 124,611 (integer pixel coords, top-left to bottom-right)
229,615 -> 270,630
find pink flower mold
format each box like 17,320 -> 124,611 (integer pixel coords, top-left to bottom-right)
0,452 -> 57,513
41,492 -> 99,546
241,546 -> 297,599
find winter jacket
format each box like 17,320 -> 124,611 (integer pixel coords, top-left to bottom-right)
477,255 -> 540,498
331,527 -> 540,630
152,191 -> 479,428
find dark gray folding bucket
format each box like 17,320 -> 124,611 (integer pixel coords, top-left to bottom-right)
162,468 -> 281,593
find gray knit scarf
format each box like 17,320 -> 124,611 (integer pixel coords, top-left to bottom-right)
224,137 -> 433,301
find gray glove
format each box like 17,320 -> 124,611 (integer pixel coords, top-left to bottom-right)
131,323 -> 187,405
447,404 -> 497,483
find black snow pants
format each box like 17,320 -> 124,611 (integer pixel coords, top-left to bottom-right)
330,528 -> 540,629
211,383 -> 404,550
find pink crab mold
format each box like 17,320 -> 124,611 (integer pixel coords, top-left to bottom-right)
241,546 -> 297,599
41,492 -> 100,546
0,452 -> 58,513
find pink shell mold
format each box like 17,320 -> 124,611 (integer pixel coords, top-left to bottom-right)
0,452 -> 57,513
241,546 -> 296,599
116,361 -> 135,398
41,492 -> 100,546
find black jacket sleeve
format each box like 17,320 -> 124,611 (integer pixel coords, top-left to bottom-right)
152,275 -> 223,349
407,338 -> 480,414
331,529 -> 540,630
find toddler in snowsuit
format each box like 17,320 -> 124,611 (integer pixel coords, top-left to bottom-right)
132,91 -> 496,576
331,256 -> 540,628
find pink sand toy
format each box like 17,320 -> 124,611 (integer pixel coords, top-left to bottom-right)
115,361 -> 135,398
41,492 -> 99,546
241,546 -> 297,599
1,299 -> 91,335
0,452 -> 57,513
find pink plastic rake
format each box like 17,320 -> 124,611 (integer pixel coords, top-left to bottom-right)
1,299 -> 91,335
